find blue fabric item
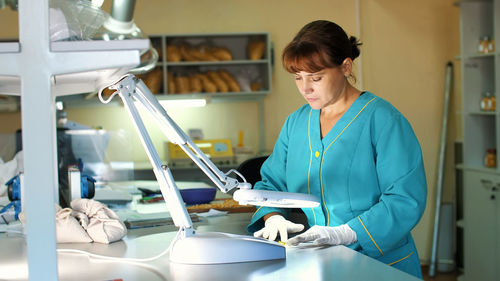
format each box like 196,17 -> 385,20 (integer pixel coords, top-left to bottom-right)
247,92 -> 427,279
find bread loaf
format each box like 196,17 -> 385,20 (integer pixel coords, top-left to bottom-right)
179,45 -> 197,61
167,72 -> 176,94
144,68 -> 163,94
191,46 -> 218,61
174,75 -> 190,94
207,71 -> 229,93
166,45 -> 181,62
218,70 -> 240,92
250,82 -> 262,91
248,40 -> 266,60
189,74 -> 203,93
198,73 -> 217,93
211,47 -> 232,61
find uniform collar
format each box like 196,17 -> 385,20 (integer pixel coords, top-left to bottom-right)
310,91 -> 375,145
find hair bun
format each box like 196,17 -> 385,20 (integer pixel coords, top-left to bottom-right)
349,36 -> 362,60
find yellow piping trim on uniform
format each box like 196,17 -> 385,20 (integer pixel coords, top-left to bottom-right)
307,109 -> 317,224
307,109 -> 313,195
358,216 -> 383,255
388,251 -> 414,266
319,97 -> 376,226
251,206 -> 264,219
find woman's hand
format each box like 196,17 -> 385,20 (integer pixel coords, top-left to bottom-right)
287,224 -> 357,246
253,214 -> 304,242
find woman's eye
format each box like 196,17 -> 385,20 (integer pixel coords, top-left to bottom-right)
294,76 -> 302,81
312,77 -> 322,82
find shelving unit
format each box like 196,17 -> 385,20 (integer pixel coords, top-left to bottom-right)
142,32 -> 272,153
48,33 -> 273,153
146,33 -> 272,99
0,1 -> 147,280
457,0 -> 500,280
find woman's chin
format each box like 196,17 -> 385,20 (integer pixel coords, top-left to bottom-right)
308,102 -> 322,110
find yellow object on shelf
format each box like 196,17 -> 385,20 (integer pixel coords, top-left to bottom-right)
168,139 -> 234,166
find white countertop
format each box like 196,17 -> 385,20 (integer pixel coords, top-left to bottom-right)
0,180 -> 421,280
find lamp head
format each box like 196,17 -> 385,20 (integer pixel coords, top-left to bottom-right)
233,189 -> 320,208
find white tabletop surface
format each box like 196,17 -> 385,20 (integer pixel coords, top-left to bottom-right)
0,213 -> 421,281
0,181 -> 421,281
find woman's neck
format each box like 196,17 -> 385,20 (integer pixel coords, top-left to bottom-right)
319,84 -> 361,138
321,84 -> 361,117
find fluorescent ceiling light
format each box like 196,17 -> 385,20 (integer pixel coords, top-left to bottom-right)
159,99 -> 207,108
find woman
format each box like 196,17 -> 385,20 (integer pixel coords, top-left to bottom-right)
247,20 -> 427,279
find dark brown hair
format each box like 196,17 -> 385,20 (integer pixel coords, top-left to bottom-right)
282,20 -> 362,73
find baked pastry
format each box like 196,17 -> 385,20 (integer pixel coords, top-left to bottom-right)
250,82 -> 262,91
211,47 -> 232,61
144,68 -> 163,94
167,72 -> 176,94
174,75 -> 190,94
191,46 -> 218,61
207,71 -> 229,93
189,74 -> 203,93
166,45 -> 181,62
179,44 -> 197,61
198,73 -> 217,93
248,40 -> 266,60
218,70 -> 240,92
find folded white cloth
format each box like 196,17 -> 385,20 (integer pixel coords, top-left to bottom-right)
55,205 -> 93,243
19,199 -> 126,244
19,205 -> 92,243
71,198 -> 127,244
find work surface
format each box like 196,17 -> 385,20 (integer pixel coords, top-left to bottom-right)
0,180 -> 420,280
0,213 -> 420,281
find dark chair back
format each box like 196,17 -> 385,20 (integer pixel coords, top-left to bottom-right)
236,156 -> 269,186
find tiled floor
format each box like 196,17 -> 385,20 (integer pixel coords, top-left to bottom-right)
421,266 -> 460,281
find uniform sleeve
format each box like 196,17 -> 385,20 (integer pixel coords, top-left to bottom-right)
246,116 -> 293,234
347,113 -> 427,258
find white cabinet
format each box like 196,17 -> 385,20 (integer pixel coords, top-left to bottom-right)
462,170 -> 499,281
458,0 -> 500,280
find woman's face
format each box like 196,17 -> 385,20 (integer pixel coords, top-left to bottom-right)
294,66 -> 349,110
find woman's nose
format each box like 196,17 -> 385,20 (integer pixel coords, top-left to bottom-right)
301,80 -> 313,95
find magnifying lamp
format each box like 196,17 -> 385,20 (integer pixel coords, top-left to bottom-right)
100,74 -> 320,264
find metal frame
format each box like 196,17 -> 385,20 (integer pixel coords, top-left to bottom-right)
0,1 -> 145,279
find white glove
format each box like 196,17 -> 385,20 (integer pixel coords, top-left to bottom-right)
253,215 -> 304,242
287,224 -> 357,246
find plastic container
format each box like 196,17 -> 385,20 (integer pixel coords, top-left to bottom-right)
485,148 -> 497,168
490,95 -> 496,111
478,36 -> 491,54
179,188 -> 216,205
480,92 -> 493,111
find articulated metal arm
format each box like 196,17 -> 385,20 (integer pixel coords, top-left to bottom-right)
100,74 -> 249,235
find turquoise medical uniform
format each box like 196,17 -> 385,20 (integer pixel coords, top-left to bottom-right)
247,92 -> 427,279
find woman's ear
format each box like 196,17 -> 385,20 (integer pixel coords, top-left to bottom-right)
341,58 -> 353,77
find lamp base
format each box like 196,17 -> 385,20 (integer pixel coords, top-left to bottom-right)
169,232 -> 286,264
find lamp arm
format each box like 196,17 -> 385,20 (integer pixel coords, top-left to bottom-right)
102,74 -> 250,234
106,75 -> 194,235
119,75 -> 243,192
